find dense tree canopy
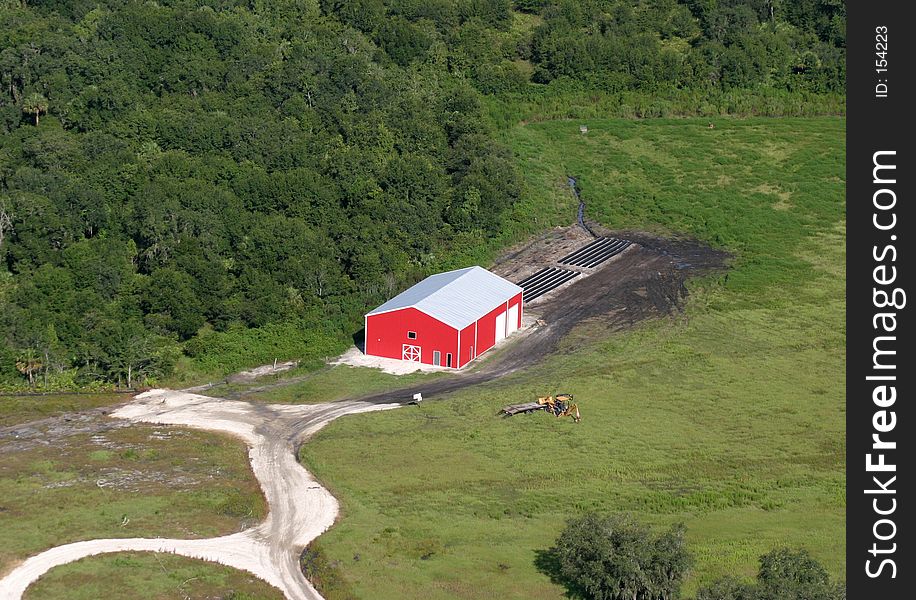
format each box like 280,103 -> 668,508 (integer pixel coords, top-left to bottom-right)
0,0 -> 525,386
0,0 -> 845,388
533,0 -> 845,93
323,0 -> 845,94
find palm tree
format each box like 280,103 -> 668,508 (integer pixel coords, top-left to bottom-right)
22,92 -> 48,125
15,348 -> 42,386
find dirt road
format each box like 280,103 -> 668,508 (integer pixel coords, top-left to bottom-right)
0,390 -> 400,600
0,232 -> 728,600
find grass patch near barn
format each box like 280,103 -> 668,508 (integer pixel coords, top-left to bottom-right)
0,424 -> 265,577
301,117 -> 845,599
24,552 -> 283,600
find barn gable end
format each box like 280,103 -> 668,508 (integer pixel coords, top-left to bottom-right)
364,266 -> 522,369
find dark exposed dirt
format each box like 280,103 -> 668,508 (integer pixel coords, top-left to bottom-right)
349,231 -> 730,405
490,225 -> 595,283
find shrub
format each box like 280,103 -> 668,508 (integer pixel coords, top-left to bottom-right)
300,542 -> 357,600
545,512 -> 691,600
695,548 -> 845,600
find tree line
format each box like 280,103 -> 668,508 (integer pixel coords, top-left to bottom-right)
324,0 -> 845,95
0,1 -> 845,388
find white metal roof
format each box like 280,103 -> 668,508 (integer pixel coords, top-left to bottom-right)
366,266 -> 522,330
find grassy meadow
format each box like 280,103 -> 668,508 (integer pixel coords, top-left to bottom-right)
24,552 -> 283,600
301,117 -> 846,598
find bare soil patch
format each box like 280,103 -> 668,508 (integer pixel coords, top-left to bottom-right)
0,411 -> 132,456
490,224 -> 595,282
0,394 -> 132,430
344,229 -> 729,404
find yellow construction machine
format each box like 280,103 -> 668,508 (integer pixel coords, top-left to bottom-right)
538,393 -> 581,422
500,393 -> 581,423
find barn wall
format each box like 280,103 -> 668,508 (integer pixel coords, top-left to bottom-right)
475,301 -> 507,356
458,322 -> 476,368
471,292 -> 523,362
510,292 -> 523,329
365,307 -> 458,367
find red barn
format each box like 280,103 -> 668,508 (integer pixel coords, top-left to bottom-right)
364,266 -> 523,369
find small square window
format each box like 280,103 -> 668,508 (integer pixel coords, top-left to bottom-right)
407,331 -> 417,339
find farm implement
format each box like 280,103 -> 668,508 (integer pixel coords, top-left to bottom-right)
500,393 -> 581,423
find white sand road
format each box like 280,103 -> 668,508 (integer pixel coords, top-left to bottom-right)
0,389 -> 400,600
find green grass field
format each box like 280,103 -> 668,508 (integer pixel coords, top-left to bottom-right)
301,117 -> 845,599
25,552 -> 283,600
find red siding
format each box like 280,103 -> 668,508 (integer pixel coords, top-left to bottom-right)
366,291 -> 524,369
458,322 -> 476,368
471,292 -> 523,363
475,301 -> 505,356
366,307 -> 458,367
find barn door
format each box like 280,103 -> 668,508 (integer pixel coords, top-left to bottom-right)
432,351 -> 441,366
507,304 -> 519,334
495,311 -> 507,342
402,344 -> 421,362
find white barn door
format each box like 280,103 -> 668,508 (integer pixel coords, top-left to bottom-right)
507,304 -> 519,335
495,311 -> 507,342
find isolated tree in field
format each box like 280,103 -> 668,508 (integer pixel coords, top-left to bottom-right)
649,523 -> 691,600
22,93 -> 48,125
549,512 -> 691,600
755,547 -> 844,600
695,547 -> 845,600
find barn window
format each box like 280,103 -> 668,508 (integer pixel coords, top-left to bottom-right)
407,331 -> 417,339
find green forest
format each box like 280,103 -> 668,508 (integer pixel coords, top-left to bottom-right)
0,0 -> 845,389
